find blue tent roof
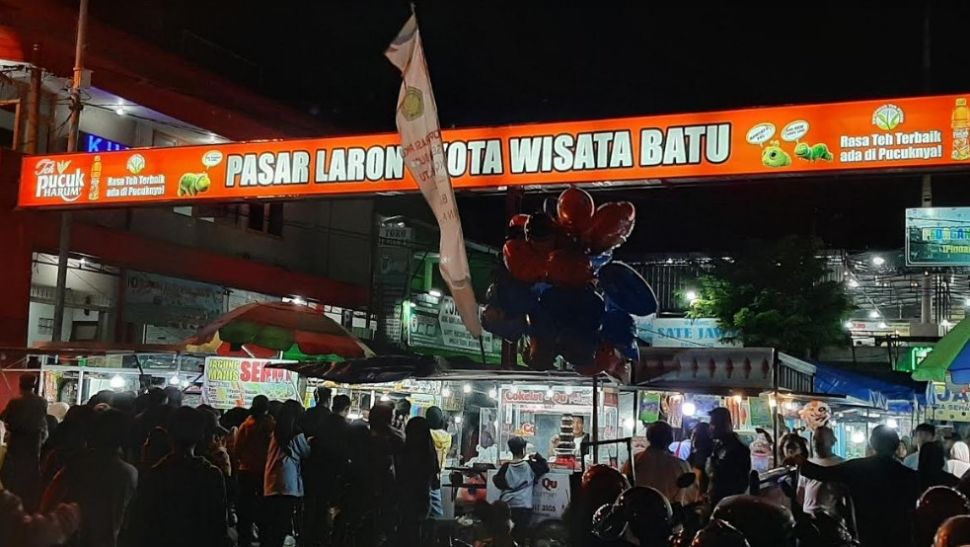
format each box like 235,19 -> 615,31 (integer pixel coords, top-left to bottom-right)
813,363 -> 922,409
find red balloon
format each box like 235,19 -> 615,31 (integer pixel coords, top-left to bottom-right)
557,187 -> 595,234
595,343 -> 626,379
545,249 -> 593,288
508,214 -> 530,228
503,240 -> 548,283
526,336 -> 556,371
582,202 -> 636,253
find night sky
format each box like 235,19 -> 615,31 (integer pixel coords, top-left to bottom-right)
91,1 -> 970,254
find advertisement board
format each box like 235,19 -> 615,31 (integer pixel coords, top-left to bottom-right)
201,357 -> 301,410
20,93 -> 970,209
404,297 -> 503,362
906,207 -> 970,266
927,382 -> 970,423
636,316 -> 734,348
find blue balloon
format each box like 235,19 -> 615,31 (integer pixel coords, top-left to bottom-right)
559,325 -> 598,367
601,309 -> 635,346
486,275 -> 538,317
618,337 -> 640,362
589,251 -> 613,273
481,305 -> 528,341
598,262 -> 658,316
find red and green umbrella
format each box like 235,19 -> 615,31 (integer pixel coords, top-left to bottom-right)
185,302 -> 373,361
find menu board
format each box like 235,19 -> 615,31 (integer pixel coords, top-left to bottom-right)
201,357 -> 301,409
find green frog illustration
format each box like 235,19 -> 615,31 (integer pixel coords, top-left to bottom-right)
794,142 -> 834,162
761,140 -> 791,167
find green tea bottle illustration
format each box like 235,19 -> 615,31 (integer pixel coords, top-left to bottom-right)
88,155 -> 101,200
952,98 -> 970,161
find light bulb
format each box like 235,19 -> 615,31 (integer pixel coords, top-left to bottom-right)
868,310 -> 880,319
109,375 -> 125,389
872,256 -> 885,266
847,278 -> 859,288
733,395 -> 743,403
682,402 -> 696,417
429,288 -> 443,298
463,383 -> 472,394
851,431 -> 866,444
887,418 -> 898,429
454,415 -> 463,425
168,375 -> 181,385
623,418 -> 635,430
380,394 -> 390,402
546,387 -> 554,398
877,322 -> 888,329
685,290 -> 698,301
114,106 -> 126,116
844,320 -> 854,330
488,388 -> 497,399
442,387 -> 452,398
768,397 -> 777,408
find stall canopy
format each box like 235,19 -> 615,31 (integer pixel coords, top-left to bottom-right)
913,318 -> 970,383
813,362 -> 922,410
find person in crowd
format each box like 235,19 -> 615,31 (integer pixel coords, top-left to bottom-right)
623,421 -> 696,503
128,388 -> 170,467
162,386 -> 182,409
393,398 -> 412,430
796,426 -> 844,515
689,421 -> 714,493
948,440 -> 970,479
268,400 -> 284,421
895,436 -> 912,462
918,441 -> 959,490
905,423 -> 937,469
303,394 -> 352,547
87,390 -> 115,409
41,408 -> 137,547
263,399 -> 311,547
367,402 -> 405,544
39,405 -> 93,489
110,392 -> 137,417
398,417 -> 440,546
46,403 -> 69,425
797,424 -> 919,547
331,420 -> 372,546
233,395 -> 275,547
0,488 -> 80,547
301,387 -> 332,439
426,406 -> 452,517
131,406 -> 228,547
573,415 -> 590,457
706,407 -> 751,506
493,436 -> 549,544
669,425 -> 693,460
198,406 -> 232,479
779,432 -> 809,463
0,374 -> 49,510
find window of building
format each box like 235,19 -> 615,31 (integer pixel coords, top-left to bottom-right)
0,100 -> 21,150
246,203 -> 284,236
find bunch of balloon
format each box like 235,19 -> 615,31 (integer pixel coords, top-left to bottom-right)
480,186 -> 658,380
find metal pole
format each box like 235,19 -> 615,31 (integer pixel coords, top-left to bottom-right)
25,45 -> 41,154
920,5 -> 934,325
592,375 -> 599,463
51,0 -> 88,343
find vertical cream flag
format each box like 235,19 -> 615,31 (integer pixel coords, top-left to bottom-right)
386,15 -> 482,337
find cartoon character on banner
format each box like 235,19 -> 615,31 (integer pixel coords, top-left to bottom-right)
798,400 -> 832,431
483,186 -> 658,380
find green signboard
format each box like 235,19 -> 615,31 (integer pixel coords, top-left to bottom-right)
403,297 -> 504,363
898,345 -> 934,373
907,208 -> 970,266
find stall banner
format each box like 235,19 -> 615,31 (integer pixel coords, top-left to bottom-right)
638,391 -> 662,423
19,93 -> 970,209
749,396 -> 774,428
201,357 -> 301,410
636,316 -> 735,348
501,387 -> 595,414
404,297 -> 503,362
486,470 -> 571,517
906,208 -> 970,266
927,382 -> 970,423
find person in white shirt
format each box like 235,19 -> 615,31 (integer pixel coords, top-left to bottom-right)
903,423 -> 936,470
798,426 -> 845,514
622,421 -> 697,504
947,440 -> 970,479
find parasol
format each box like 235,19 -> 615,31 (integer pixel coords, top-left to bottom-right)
184,302 -> 374,360
912,318 -> 970,383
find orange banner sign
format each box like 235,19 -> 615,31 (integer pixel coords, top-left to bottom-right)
18,93 -> 970,209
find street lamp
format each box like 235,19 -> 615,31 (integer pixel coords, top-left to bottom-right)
847,278 -> 859,288
872,256 -> 886,266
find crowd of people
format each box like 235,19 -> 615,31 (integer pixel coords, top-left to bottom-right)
8,369 -> 970,547
0,376 -> 449,547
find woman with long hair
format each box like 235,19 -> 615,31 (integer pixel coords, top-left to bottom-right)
263,399 -> 310,547
399,416 -> 439,547
425,406 -> 451,517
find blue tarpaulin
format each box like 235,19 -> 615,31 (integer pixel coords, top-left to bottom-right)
813,363 -> 921,410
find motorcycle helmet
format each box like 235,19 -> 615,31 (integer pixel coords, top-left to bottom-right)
690,519 -> 752,547
615,486 -> 673,546
712,495 -> 796,547
935,514 -> 970,547
918,487 -> 970,547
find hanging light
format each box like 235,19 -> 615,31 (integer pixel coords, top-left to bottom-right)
623,418 -> 635,430
868,310 -> 880,319
488,388 -> 498,399
545,387 -> 555,398
380,394 -> 390,402
441,386 -> 452,398
851,431 -> 866,444
109,375 -> 125,389
847,278 -> 859,288
168,375 -> 181,385
462,383 -> 472,394
733,395 -> 743,403
429,288 -> 443,298
872,256 -> 886,266
878,322 -> 888,330
887,418 -> 899,429
454,415 -> 463,425
682,402 -> 697,417
844,320 -> 854,330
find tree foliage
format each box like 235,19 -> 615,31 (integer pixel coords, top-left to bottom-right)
688,236 -> 852,358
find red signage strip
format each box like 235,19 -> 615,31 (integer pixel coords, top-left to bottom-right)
19,93 -> 970,209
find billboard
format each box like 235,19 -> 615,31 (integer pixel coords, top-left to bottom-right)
19,92 -> 970,209
906,207 -> 970,266
201,357 -> 302,410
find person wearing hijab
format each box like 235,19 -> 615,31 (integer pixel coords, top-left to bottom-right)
947,441 -> 970,479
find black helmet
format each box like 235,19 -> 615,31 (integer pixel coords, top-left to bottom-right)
917,487 -> 970,547
712,495 -> 795,547
690,519 -> 752,547
799,509 -> 857,547
590,503 -> 626,541
615,486 -> 673,546
935,514 -> 970,547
